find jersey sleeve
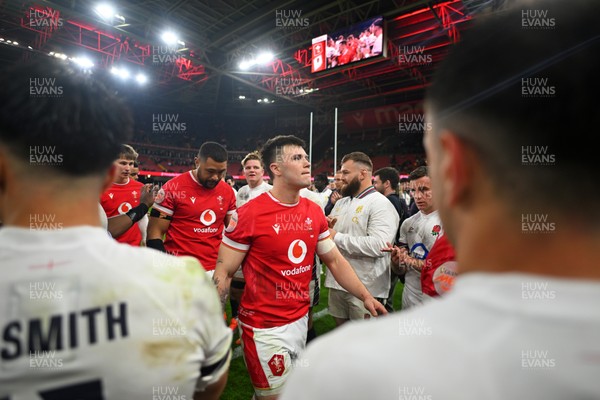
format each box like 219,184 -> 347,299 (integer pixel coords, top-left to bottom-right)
226,186 -> 236,215
152,180 -> 176,216
398,217 -> 410,246
235,187 -> 246,208
99,191 -> 110,212
222,206 -> 253,252
316,207 -> 330,242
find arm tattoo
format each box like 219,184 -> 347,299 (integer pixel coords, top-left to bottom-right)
213,276 -> 229,311
218,287 -> 229,312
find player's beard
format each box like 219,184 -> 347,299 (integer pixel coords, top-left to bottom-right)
341,176 -> 360,197
197,171 -> 219,189
201,178 -> 219,189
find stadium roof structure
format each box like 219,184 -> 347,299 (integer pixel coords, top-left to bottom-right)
0,0 -> 505,115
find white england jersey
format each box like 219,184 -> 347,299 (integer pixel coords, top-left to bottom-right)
236,181 -> 272,208
315,188 -> 332,212
0,226 -> 231,399
398,210 -> 442,309
299,188 -> 323,208
281,273 -> 600,400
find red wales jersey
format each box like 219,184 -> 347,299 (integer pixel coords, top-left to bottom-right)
153,171 -> 236,271
421,233 -> 457,297
222,192 -> 330,328
100,178 -> 143,246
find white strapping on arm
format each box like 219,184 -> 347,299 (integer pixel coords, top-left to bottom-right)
317,237 -> 336,255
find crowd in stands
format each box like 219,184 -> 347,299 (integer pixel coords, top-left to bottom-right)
132,126 -> 425,176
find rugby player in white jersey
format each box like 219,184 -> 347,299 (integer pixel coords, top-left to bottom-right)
213,135 -> 386,399
394,166 -> 442,309
280,1 -> 600,399
0,59 -> 231,400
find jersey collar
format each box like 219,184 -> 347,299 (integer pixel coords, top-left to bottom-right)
188,170 -> 205,188
113,177 -> 130,186
355,185 -> 377,199
267,191 -> 299,207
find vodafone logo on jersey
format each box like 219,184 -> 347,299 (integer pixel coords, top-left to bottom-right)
118,202 -> 132,214
287,239 -> 307,264
200,209 -> 217,226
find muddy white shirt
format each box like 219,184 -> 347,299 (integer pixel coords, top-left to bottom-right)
236,181 -> 272,208
282,273 -> 600,400
0,226 -> 231,399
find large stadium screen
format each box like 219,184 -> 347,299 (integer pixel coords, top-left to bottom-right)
311,15 -> 385,73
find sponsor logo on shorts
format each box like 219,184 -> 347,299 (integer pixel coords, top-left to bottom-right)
268,354 -> 286,376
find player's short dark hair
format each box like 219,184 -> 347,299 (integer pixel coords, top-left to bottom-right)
226,175 -> 234,181
133,161 -> 139,168
400,177 -> 410,183
374,167 -> 399,188
198,141 -> 228,163
260,135 -> 306,180
0,57 -> 132,177
341,152 -> 373,172
242,151 -> 263,167
425,0 -> 599,219
408,166 -> 428,181
118,144 -> 138,160
314,173 -> 329,185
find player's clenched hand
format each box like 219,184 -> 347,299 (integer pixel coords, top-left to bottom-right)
395,247 -> 409,265
363,296 -> 388,318
326,216 -> 337,228
330,191 -> 342,205
141,184 -> 159,207
381,242 -> 404,266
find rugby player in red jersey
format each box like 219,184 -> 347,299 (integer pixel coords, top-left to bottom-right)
100,144 -> 146,246
213,135 -> 386,399
147,142 -> 235,275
